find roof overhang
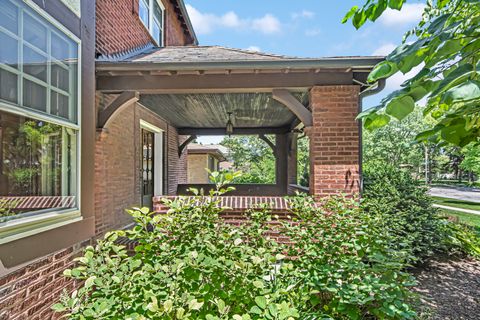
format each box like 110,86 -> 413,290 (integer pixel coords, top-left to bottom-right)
96,56 -> 384,73
95,48 -> 385,133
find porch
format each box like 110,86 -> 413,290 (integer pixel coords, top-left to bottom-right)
96,46 -> 385,200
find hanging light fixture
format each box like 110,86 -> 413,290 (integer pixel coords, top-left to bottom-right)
225,112 -> 234,136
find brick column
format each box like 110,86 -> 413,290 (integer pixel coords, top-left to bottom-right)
308,85 -> 361,198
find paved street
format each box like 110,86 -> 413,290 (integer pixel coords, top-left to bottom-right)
429,186 -> 480,203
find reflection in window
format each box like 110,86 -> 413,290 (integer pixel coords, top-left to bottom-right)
0,0 -> 79,124
0,0 -> 80,223
139,0 -> 149,29
0,111 -> 77,222
138,0 -> 164,46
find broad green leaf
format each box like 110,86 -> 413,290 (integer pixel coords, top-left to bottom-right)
415,129 -> 439,142
353,10 -> 367,29
342,6 -> 359,23
85,276 -> 96,288
386,96 -> 415,120
431,64 -> 475,97
176,307 -> 185,319
255,296 -> 267,309
442,80 -> 480,104
163,300 -> 173,312
388,0 -> 404,10
364,114 -> 391,130
188,299 -> 204,311
51,303 -> 67,312
368,61 -> 398,82
440,122 -> 467,145
427,14 -> 450,34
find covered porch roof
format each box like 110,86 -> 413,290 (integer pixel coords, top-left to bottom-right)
96,46 -> 385,133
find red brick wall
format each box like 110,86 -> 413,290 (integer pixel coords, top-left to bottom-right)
167,126 -> 188,195
94,93 -> 187,235
0,242 -> 88,320
96,0 -> 191,57
308,85 -> 361,198
164,0 -> 189,46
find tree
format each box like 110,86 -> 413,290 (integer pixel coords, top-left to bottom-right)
460,143 -> 480,182
363,106 -> 427,172
344,0 -> 480,146
220,135 -> 276,183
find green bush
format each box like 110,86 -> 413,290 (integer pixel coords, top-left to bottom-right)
281,194 -> 416,319
362,161 -> 480,262
54,181 -> 418,319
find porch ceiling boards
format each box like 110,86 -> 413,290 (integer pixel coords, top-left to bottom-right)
138,92 -> 308,129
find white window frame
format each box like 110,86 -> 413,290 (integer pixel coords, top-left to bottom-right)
140,120 -> 164,196
0,0 -> 82,245
139,0 -> 165,47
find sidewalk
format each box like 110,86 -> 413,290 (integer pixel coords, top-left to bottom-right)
429,186 -> 480,204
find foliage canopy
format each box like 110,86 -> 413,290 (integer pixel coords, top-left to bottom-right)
344,0 -> 480,146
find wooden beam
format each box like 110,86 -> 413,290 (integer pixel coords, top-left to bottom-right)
259,134 -> 277,156
272,89 -> 313,127
178,126 -> 290,136
97,91 -> 139,128
178,135 -> 197,156
97,72 -> 354,93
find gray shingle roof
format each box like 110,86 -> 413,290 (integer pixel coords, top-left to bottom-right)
96,45 -> 384,72
121,46 -> 299,63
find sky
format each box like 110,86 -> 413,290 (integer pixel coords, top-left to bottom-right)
186,0 -> 426,144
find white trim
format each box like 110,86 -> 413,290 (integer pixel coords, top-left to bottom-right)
139,0 -> 165,47
0,210 -> 82,245
140,119 -> 162,133
140,120 -> 164,196
0,0 -> 83,241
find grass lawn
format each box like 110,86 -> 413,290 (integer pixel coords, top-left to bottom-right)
432,196 -> 480,211
432,197 -> 480,229
438,208 -> 480,229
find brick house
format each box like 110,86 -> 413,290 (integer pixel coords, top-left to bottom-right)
187,144 -> 227,184
0,0 -> 384,318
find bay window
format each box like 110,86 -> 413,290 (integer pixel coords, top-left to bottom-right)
0,0 -> 80,231
139,0 -> 165,47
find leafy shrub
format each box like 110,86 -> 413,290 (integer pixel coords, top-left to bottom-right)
54,172 -> 299,319
55,172 -> 418,319
281,195 -> 416,319
362,161 -> 480,261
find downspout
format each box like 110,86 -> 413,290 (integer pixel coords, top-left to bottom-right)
357,79 -> 386,195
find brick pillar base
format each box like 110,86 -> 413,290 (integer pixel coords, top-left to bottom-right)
308,85 -> 360,198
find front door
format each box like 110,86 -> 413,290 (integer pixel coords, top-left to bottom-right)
141,129 -> 155,209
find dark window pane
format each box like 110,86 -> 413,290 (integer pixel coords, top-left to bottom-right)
50,91 -> 69,120
0,110 -> 77,221
23,79 -> 46,112
152,20 -> 161,45
0,32 -> 18,68
0,68 -> 18,104
23,12 -> 47,52
153,1 -> 162,25
51,63 -> 69,91
23,45 -> 47,82
0,0 -> 18,34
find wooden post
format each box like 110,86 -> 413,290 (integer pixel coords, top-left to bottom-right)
275,134 -> 288,194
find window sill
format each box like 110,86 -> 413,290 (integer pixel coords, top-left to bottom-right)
0,210 -> 82,245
